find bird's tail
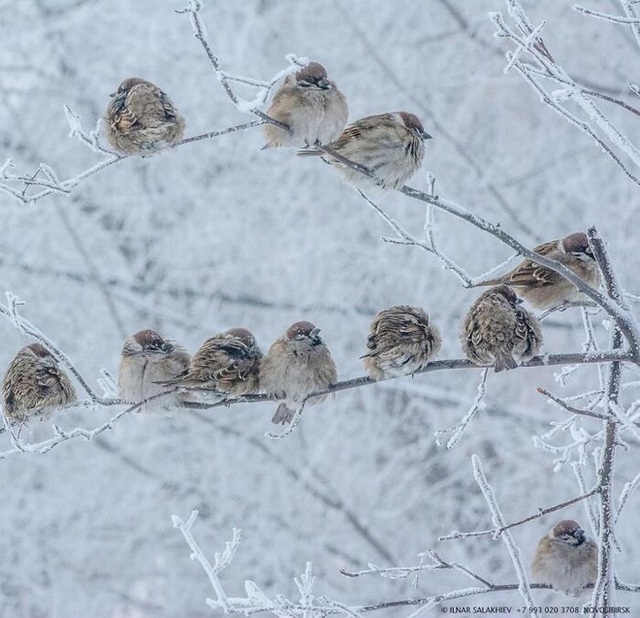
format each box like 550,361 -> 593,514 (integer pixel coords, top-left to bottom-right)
493,352 -> 518,373
271,402 -> 295,425
296,147 -> 323,156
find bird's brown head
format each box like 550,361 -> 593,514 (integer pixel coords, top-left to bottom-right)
398,112 -> 431,140
485,284 -> 522,307
113,77 -> 146,97
224,328 -> 256,348
27,343 -> 54,359
562,232 -> 593,259
286,321 -> 321,343
489,284 -> 522,307
123,329 -> 170,355
296,62 -> 331,90
551,519 -> 586,546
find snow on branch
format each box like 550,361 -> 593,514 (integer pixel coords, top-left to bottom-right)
341,549 -> 492,589
357,186 -> 474,286
435,368 -> 489,449
439,488 -> 599,542
0,390 -> 176,458
574,1 -> 640,48
490,1 -> 640,187
176,0 -> 295,126
0,106 -> 266,206
172,510 -> 367,616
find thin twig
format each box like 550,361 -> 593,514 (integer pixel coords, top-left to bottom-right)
439,487 -> 598,541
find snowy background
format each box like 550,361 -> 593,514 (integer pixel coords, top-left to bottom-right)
1,0 -> 639,615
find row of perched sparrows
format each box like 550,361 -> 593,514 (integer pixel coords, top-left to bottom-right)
104,63 -> 430,190
1,231 -> 600,428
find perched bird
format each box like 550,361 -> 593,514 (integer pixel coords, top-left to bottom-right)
2,343 -> 77,426
118,329 -> 191,414
161,328 -> 262,397
362,305 -> 441,380
104,77 -> 185,155
298,111 -> 431,189
473,232 -> 601,311
263,62 -> 348,148
532,519 -> 598,597
461,285 -> 542,372
260,321 -> 337,425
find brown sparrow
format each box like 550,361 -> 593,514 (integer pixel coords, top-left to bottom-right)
474,232 -> 601,310
118,329 -> 191,414
260,321 -> 337,424
461,285 -> 542,372
2,343 -> 77,425
263,62 -> 348,148
532,519 -> 598,597
299,111 -> 431,189
104,77 -> 185,155
362,305 -> 441,380
161,328 -> 262,397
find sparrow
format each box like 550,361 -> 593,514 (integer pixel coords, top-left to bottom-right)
260,321 -> 337,424
263,62 -> 348,148
2,343 -> 77,425
298,111 -> 431,189
531,519 -> 598,597
362,305 -> 441,380
161,328 -> 262,397
473,232 -> 601,311
104,77 -> 185,155
461,284 -> 542,372
118,329 -> 191,414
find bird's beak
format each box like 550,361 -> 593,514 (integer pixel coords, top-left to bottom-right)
421,130 -> 433,140
318,78 -> 331,89
516,298 -> 524,305
310,328 -> 321,338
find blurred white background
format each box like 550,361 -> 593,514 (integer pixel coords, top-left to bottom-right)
1,0 -> 638,615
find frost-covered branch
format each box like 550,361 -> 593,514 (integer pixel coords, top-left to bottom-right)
536,387 -> 610,421
439,487 -> 599,541
177,0 -> 293,127
172,511 -> 241,613
0,108 -> 264,206
0,292 -> 116,404
182,350 -> 633,414
341,550 -> 493,588
0,390 -> 176,458
472,455 -> 538,615
357,187 -> 473,286
435,368 -> 489,449
589,299 -> 625,616
491,1 -> 640,187
616,471 -> 640,522
172,511 -> 368,616
573,5 -> 640,25
574,1 -> 640,48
